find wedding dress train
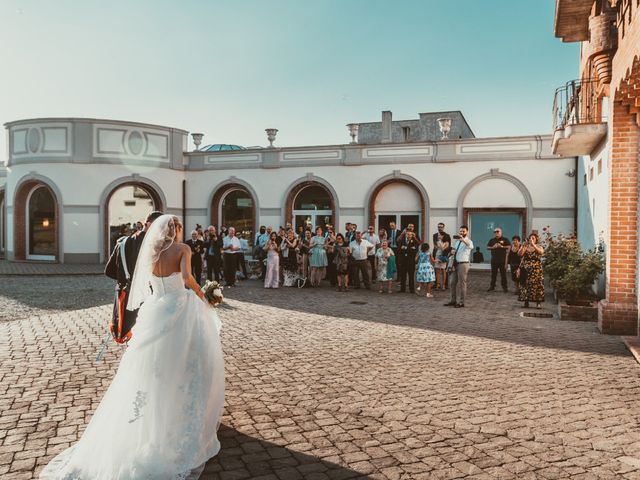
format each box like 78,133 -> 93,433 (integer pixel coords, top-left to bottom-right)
40,272 -> 225,479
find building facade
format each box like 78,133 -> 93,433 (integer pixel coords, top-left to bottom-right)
1,113 -> 576,274
553,0 -> 640,335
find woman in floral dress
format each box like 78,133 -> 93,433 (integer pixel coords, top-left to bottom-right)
375,240 -> 396,293
517,233 -> 545,308
309,226 -> 328,287
415,243 -> 436,297
333,233 -> 351,292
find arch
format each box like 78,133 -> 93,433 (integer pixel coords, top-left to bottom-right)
209,178 -> 259,244
283,175 -> 339,231
457,171 -> 533,234
99,175 -> 166,262
13,173 -> 64,262
366,173 -> 430,241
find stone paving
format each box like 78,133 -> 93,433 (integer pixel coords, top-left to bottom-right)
1,273 -> 640,479
0,260 -> 104,276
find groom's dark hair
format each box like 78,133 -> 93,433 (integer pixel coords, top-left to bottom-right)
146,211 -> 164,223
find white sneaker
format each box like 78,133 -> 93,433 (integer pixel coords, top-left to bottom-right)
426,293 -> 433,298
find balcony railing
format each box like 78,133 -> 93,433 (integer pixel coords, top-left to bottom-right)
552,78 -> 606,132
551,78 -> 608,156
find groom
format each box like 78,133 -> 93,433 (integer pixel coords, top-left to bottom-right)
105,210 -> 163,343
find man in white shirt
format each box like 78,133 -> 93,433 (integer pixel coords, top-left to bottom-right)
350,231 -> 374,289
445,225 -> 474,308
222,227 -> 241,287
363,226 -> 380,284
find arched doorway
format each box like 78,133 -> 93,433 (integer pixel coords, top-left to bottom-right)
13,179 -> 60,261
210,184 -> 256,247
368,177 -> 427,241
287,183 -> 335,232
105,183 -> 163,258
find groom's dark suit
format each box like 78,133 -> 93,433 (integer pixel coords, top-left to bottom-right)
105,230 -> 147,343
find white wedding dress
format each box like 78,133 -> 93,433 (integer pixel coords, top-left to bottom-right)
40,272 -> 225,480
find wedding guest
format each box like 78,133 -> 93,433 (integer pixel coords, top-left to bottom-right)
433,232 -> 449,290
349,231 -> 374,289
432,223 -> 452,248
300,230 -> 312,281
375,239 -> 396,294
281,229 -> 300,287
388,221 -> 401,253
345,223 -> 357,243
487,227 -> 510,292
222,226 -> 241,287
517,233 -> 545,308
263,232 -> 280,289
296,225 -> 304,239
334,233 -> 351,292
472,247 -> 485,263
397,230 -> 420,293
309,227 -> 328,286
363,226 -> 380,283
508,235 -> 523,294
204,226 -> 223,282
237,233 -> 249,280
415,243 -> 435,298
378,228 -> 388,244
325,227 -> 337,286
445,225 -> 474,308
186,230 -> 205,285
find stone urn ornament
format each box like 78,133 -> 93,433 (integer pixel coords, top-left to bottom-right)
265,128 -> 278,148
346,123 -> 359,144
437,118 -> 452,140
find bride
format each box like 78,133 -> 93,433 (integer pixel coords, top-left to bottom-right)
40,215 -> 225,479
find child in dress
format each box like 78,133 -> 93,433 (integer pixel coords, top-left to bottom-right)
415,243 -> 436,298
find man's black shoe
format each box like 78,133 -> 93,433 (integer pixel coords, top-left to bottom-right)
444,302 -> 456,306
454,303 -> 465,308
487,287 -> 495,292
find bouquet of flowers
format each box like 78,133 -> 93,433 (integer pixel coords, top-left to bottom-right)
201,280 -> 224,307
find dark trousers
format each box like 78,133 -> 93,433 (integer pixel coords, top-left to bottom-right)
206,255 -> 222,282
353,259 -> 370,288
367,256 -> 376,283
238,253 -> 247,278
192,262 -> 202,286
490,260 -> 508,290
349,260 -> 359,287
399,259 -> 415,292
223,253 -> 237,286
327,253 -> 337,286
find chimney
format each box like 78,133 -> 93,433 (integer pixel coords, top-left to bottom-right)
381,110 -> 392,143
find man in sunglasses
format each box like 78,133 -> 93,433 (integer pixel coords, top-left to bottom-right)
487,227 -> 511,292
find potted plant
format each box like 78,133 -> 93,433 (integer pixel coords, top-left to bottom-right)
555,249 -> 604,321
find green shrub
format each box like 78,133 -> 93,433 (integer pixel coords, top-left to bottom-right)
542,228 -> 605,301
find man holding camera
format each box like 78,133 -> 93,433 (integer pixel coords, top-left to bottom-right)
487,227 -> 511,292
444,225 -> 474,308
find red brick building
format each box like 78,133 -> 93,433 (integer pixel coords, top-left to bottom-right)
553,0 -> 640,335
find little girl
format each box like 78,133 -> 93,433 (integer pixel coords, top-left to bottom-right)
415,243 -> 436,298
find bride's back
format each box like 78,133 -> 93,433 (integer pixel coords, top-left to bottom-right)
153,243 -> 186,277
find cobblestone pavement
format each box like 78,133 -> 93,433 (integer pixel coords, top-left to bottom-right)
2,273 -> 640,479
0,260 -> 104,276
0,276 -> 113,322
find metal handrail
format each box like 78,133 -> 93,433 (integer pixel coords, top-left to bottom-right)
552,78 -> 605,131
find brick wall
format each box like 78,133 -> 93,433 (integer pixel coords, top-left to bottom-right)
599,98 -> 639,335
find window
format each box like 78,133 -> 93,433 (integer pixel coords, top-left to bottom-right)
124,200 -> 136,207
293,185 -> 333,232
583,174 -> 587,186
221,189 -> 254,247
402,126 -> 410,142
27,186 -> 56,259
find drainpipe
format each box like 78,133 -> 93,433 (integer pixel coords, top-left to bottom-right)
182,179 -> 186,225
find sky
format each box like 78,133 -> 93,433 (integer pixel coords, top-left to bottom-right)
0,0 -> 578,155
